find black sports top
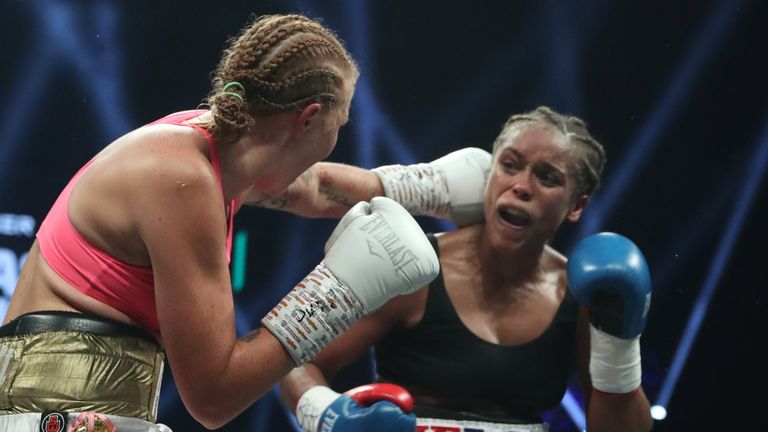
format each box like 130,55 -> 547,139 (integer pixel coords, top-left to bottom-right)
375,234 -> 579,422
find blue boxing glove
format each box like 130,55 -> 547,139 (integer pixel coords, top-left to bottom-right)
567,232 -> 652,395
567,232 -> 651,338
296,384 -> 416,432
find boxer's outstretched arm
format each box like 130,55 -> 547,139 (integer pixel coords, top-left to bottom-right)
245,147 -> 492,226
245,162 -> 383,218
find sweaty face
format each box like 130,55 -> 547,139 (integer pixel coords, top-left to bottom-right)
483,123 -> 587,250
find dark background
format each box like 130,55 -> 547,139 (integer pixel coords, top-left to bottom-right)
1,0 -> 766,430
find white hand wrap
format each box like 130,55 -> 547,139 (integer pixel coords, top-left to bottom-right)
372,147 -> 491,227
261,263 -> 364,366
589,324 -> 642,394
296,386 -> 340,432
372,163 -> 450,218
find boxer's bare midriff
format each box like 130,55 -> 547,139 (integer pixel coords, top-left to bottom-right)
3,241 -> 148,335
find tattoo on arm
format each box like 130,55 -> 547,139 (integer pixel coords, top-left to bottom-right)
239,327 -> 262,343
322,189 -> 354,208
246,196 -> 289,209
299,168 -> 314,184
246,170 -> 314,210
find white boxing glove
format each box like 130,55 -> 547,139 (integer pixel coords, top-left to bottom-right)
372,147 -> 491,227
322,197 -> 439,311
262,197 -> 439,365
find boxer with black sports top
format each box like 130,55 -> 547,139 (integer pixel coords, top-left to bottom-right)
278,106 -> 654,432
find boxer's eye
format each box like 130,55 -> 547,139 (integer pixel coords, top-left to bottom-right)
534,165 -> 564,188
501,158 -> 520,173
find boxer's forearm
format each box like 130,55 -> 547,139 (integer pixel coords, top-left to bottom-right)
313,162 -> 384,216
176,329 -> 294,429
280,363 -> 332,412
587,387 -> 653,432
245,162 -> 383,218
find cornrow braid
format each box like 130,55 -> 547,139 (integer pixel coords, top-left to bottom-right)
246,69 -> 343,97
257,38 -> 343,79
200,14 -> 359,143
493,106 -> 606,196
251,20 -> 331,65
250,91 -> 338,112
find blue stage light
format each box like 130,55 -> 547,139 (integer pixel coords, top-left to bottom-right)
579,0 -> 744,237
560,389 -> 586,431
656,115 -> 768,410
1,0 -> 131,185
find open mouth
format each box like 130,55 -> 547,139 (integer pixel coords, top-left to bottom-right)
498,206 -> 531,227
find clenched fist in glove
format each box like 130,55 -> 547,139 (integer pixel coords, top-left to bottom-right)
296,383 -> 416,432
262,197 -> 439,365
372,147 -> 491,227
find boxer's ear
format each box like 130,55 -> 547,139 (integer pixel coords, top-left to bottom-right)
567,195 -> 588,223
295,103 -> 322,131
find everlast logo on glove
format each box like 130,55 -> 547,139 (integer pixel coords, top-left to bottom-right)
358,214 -> 420,274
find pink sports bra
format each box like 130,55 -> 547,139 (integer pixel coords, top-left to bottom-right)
36,110 -> 239,335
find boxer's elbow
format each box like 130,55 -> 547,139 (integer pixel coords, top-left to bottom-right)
185,396 -> 238,430
179,384 -> 246,430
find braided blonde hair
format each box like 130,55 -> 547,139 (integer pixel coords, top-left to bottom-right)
492,106 -> 606,196
200,14 -> 358,142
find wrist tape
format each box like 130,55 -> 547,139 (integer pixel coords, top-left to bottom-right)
372,164 -> 449,218
262,263 -> 364,366
589,324 -> 642,394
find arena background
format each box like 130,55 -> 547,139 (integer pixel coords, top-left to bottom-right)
1,0 -> 766,430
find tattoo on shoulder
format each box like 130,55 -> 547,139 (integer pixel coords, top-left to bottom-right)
239,328 -> 262,343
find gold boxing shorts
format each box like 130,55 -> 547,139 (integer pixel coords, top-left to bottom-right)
0,312 -> 165,423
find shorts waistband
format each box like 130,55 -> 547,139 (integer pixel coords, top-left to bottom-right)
413,404 -> 541,425
0,311 -> 155,342
417,417 -> 549,432
0,327 -> 165,421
